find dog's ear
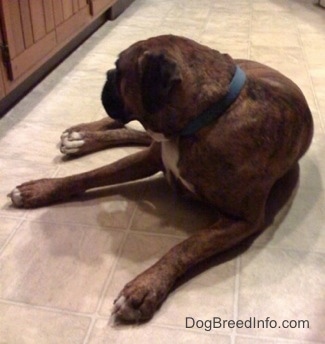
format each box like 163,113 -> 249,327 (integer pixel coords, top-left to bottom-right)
138,51 -> 182,113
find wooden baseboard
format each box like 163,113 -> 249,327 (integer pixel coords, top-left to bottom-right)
318,0 -> 325,8
109,0 -> 135,19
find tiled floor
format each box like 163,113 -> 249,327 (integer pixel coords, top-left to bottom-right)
0,0 -> 324,343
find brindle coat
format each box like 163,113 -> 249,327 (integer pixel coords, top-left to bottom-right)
9,35 -> 313,322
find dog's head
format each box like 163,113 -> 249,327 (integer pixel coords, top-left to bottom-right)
101,35 -> 234,139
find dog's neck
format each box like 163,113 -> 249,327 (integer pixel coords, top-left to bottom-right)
180,66 -> 246,136
147,66 -> 246,142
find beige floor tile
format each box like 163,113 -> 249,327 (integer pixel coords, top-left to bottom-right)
311,112 -> 325,134
310,68 -> 325,119
300,33 -> 325,68
88,25 -> 158,56
251,11 -> 297,33
0,303 -> 90,344
130,176 -> 218,237
205,12 -> 251,35
254,186 -> 325,253
165,5 -> 211,21
299,134 -> 325,189
249,46 -> 304,66
161,18 -> 206,39
125,0 -> 174,18
0,220 -> 124,313
88,319 -> 231,344
0,217 -> 22,249
0,159 -> 57,216
238,247 -> 325,341
212,0 -> 251,14
99,232 -> 183,317
251,0 -> 292,12
18,92 -> 102,127
251,135 -> 325,252
294,2 -> 325,34
0,121 -> 65,164
250,32 -> 300,48
235,336 -> 315,344
200,30 -> 250,57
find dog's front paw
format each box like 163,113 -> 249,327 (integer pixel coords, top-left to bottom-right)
112,273 -> 170,323
8,178 -> 74,208
60,131 -> 85,155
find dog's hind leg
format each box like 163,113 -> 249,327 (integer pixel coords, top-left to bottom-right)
9,143 -> 161,208
112,165 -> 302,323
112,211 -> 265,322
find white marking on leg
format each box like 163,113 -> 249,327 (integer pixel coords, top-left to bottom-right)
125,120 -> 146,133
146,129 -> 169,142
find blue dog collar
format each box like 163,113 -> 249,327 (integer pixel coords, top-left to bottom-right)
180,65 -> 246,136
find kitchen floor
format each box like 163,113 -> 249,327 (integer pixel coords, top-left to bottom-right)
1,0 -> 325,343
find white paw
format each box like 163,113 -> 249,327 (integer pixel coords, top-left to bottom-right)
9,188 -> 23,207
112,295 -> 142,322
60,131 -> 85,154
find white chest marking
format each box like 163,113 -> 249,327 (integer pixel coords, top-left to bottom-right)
161,139 -> 195,194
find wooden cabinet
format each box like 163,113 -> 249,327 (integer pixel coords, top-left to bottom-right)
90,0 -> 116,16
0,25 -> 6,99
0,0 -> 57,81
0,0 -> 134,113
0,0 -> 106,82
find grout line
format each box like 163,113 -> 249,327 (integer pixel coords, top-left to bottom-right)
81,202 -> 140,344
236,332 -> 325,344
19,215 -> 130,233
247,0 -> 254,60
230,256 -> 241,344
0,217 -> 25,257
151,321 -> 231,337
0,298 -> 93,319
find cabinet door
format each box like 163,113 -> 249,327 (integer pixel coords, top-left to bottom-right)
89,0 -> 117,16
0,0 -> 91,82
0,0 -> 57,81
53,0 -> 91,44
0,22 -> 6,99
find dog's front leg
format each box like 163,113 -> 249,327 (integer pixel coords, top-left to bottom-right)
113,215 -> 262,322
9,143 -> 162,208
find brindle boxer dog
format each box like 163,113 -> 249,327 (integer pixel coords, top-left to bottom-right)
9,35 -> 313,322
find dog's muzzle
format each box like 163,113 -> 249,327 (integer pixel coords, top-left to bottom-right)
101,69 -> 132,123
